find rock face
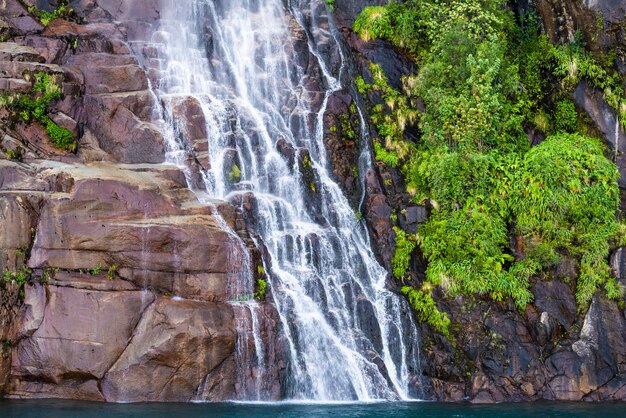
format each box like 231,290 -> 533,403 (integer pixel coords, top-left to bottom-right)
2,0 -> 625,405
537,0 -> 626,74
0,161 -> 265,402
333,0 -> 626,404
0,0 -> 282,402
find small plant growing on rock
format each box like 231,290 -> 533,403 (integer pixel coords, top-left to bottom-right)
228,164 -> 241,182
89,265 -> 102,275
255,279 -> 267,300
4,148 -> 22,161
28,1 -> 79,26
107,264 -> 118,280
2,267 -> 33,299
1,72 -> 77,152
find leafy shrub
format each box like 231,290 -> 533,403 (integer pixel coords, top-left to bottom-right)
357,0 -> 625,332
228,164 -> 241,182
392,227 -> 416,279
514,133 -> 620,306
28,1 -> 78,26
401,286 -> 451,337
1,72 -> 77,152
553,99 -> 578,133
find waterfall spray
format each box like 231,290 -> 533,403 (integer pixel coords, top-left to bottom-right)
142,0 -> 422,401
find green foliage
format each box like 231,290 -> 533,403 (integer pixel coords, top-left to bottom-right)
514,133 -> 620,306
401,285 -> 451,337
354,6 -> 394,43
325,0 -> 335,12
355,0 -> 512,62
228,164 -> 241,182
2,268 -> 29,287
1,266 -> 33,299
28,1 -> 77,26
374,142 -> 399,168
355,76 -> 371,95
1,72 -> 77,152
302,155 -> 312,169
255,279 -> 267,300
89,265 -> 102,275
414,33 -> 525,153
44,116 -> 76,151
553,99 -> 579,133
392,227 -> 416,279
5,148 -> 22,160
107,264 -> 117,280
356,0 -> 625,330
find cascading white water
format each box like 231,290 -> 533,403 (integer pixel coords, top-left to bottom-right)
145,0 -> 422,401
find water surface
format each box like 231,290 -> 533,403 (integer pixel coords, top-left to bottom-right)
0,400 -> 623,417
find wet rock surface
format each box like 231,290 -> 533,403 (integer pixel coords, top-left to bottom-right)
332,0 -> 626,403
1,0 -> 625,404
537,0 -> 626,74
0,0 -> 281,402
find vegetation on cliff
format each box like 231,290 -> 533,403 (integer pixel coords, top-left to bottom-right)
27,0 -> 79,26
354,0 -> 625,334
0,71 -> 76,152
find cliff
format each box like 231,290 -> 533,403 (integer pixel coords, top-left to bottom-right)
330,0 -> 626,403
0,0 -> 282,402
0,0 -> 625,404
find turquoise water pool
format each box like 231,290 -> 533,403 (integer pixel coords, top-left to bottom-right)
0,399 -> 623,417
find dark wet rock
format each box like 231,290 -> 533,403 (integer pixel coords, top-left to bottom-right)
323,91 -> 361,206
537,0 -> 626,73
356,296 -> 383,353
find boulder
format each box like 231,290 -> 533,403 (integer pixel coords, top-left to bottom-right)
100,297 -> 236,402
10,285 -> 153,401
0,192 -> 41,271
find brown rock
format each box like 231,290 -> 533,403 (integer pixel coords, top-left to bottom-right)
169,96 -> 210,169
83,64 -> 148,94
0,160 -> 48,192
0,192 -> 40,271
0,42 -> 44,63
100,297 -> 236,402
10,285 -> 153,399
82,100 -> 165,164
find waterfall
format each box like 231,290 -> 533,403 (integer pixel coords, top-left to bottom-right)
143,0 -> 422,401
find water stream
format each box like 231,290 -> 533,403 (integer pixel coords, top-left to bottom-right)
141,0 -> 422,401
